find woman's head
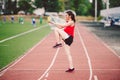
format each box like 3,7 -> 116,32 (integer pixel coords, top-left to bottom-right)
65,10 -> 76,22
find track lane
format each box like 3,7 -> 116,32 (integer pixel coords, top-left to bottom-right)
0,23 -> 120,80
0,33 -> 58,80
77,23 -> 120,80
45,26 -> 91,80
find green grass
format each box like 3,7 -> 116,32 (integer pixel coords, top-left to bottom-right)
0,20 -> 51,69
0,20 -> 46,40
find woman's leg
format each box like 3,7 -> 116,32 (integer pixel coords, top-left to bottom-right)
52,28 -> 63,48
54,27 -> 69,40
54,28 -> 62,44
64,43 -> 74,69
54,27 -> 74,72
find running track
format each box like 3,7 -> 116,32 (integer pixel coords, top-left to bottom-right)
0,23 -> 120,80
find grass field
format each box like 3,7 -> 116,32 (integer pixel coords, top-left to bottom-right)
0,20 -> 51,70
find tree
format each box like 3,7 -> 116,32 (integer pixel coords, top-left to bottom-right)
109,0 -> 120,8
6,0 -> 12,11
91,0 -> 103,17
34,0 -> 62,12
97,0 -> 103,16
77,4 -> 88,15
5,0 -> 17,14
71,0 -> 92,16
13,0 -> 17,14
18,0 -> 33,13
59,0 -> 65,11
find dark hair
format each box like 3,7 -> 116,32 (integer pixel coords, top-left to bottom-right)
66,11 -> 76,22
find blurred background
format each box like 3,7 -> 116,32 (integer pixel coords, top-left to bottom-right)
0,0 -> 120,27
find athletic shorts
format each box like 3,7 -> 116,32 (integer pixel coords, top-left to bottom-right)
64,36 -> 73,46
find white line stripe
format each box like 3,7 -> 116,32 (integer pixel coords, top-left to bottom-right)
77,27 -> 93,80
94,75 -> 98,80
37,48 -> 60,80
85,25 -> 120,58
84,24 -> 120,58
45,73 -> 49,78
0,33 -> 50,76
8,68 -> 120,71
0,24 -> 48,43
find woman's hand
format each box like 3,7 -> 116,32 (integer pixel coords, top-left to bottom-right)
48,21 -> 54,24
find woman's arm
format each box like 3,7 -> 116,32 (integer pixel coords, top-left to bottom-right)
50,21 -> 74,29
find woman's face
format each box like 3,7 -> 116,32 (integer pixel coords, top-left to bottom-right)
65,13 -> 70,21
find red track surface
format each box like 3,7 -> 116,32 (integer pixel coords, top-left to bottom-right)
0,23 -> 120,80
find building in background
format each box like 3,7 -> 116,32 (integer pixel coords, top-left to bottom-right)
101,7 -> 120,17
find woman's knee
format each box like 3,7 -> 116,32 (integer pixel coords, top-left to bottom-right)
54,27 -> 62,34
54,27 -> 59,30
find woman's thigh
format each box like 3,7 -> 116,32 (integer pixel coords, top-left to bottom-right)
55,27 -> 69,39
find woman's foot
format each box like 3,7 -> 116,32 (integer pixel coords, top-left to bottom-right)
65,68 -> 75,72
53,43 -> 62,48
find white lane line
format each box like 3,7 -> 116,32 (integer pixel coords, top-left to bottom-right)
37,48 -> 60,80
91,32 -> 120,58
0,24 -> 48,43
8,68 -> 120,71
44,73 -> 49,80
94,75 -> 98,80
45,73 -> 49,78
82,22 -> 120,59
0,33 -> 50,76
77,27 -> 93,80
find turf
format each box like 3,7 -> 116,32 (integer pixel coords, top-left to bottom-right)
0,20 -> 51,69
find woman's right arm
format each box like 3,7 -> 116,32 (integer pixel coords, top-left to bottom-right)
50,21 -> 74,28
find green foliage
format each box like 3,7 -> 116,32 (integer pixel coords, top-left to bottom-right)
91,0 -> 103,17
97,0 -> 104,16
18,0 -> 33,13
109,0 -> 120,8
17,0 -> 94,15
97,16 -> 103,20
77,4 -> 88,15
5,0 -> 17,14
34,0 -> 62,12
71,0 -> 92,16
59,0 -> 65,11
4,0 -> 110,16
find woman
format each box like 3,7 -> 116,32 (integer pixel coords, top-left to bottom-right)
50,10 -> 76,72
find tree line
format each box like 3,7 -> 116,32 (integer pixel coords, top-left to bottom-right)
3,0 -> 120,16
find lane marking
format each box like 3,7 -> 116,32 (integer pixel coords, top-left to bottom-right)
83,24 -> 120,58
8,68 -> 120,71
94,34 -> 120,58
76,27 -> 93,80
0,24 -> 48,43
44,73 -> 49,80
37,48 -> 60,80
0,33 -> 50,76
94,75 -> 98,80
45,73 -> 49,78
